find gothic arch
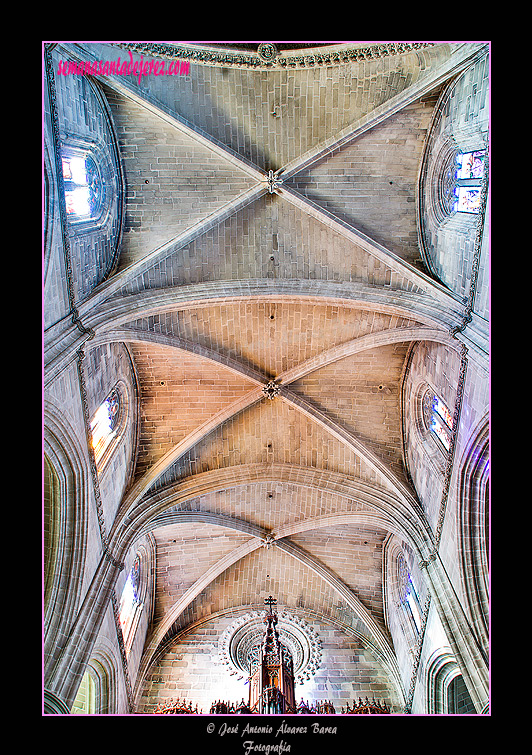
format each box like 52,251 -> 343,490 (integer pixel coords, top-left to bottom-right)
110,463 -> 433,563
43,137 -> 57,284
407,376 -> 449,477
90,379 -> 130,476
457,415 -> 489,659
383,536 -> 427,661
425,648 -> 475,714
43,405 -> 89,678
88,638 -> 122,713
417,55 -> 489,297
117,535 -> 156,658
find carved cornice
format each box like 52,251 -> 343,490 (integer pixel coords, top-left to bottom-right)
116,42 -> 435,70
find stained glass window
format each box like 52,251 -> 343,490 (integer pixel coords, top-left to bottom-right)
90,388 -> 121,466
62,151 -> 104,220
430,394 -> 453,452
455,186 -> 482,214
119,555 -> 142,651
451,151 -> 486,214
398,555 -> 422,633
455,151 -> 485,180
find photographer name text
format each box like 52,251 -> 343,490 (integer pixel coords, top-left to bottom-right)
206,719 -> 338,754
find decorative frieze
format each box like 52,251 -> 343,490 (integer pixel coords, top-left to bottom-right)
116,42 -> 435,70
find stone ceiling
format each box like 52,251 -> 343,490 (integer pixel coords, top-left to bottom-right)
68,41 -> 487,701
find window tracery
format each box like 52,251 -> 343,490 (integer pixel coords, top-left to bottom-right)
439,149 -> 486,217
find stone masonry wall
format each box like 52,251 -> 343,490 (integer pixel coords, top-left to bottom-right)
136,612 -> 401,714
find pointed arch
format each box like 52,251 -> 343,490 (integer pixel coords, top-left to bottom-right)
425,649 -> 476,714
458,415 -> 489,659
43,404 -> 89,679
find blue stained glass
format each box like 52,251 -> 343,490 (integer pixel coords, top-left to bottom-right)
430,415 -> 451,451
432,396 -> 453,428
106,389 -> 120,431
452,151 -> 485,215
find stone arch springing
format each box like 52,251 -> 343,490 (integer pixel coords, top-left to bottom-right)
70,670 -> 96,714
69,652 -> 119,714
88,641 -> 122,714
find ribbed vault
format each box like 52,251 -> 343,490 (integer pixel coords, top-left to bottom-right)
43,41 -> 490,714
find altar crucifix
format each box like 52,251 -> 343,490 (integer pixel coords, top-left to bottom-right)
264,595 -> 277,614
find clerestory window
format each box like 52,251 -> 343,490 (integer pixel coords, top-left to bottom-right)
62,149 -> 104,221
119,554 -> 143,654
90,386 -> 122,470
398,554 -> 422,634
422,387 -> 454,454
452,150 -> 486,214
429,394 -> 454,453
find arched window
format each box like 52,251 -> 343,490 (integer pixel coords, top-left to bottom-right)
458,419 -> 489,658
119,554 -> 143,654
427,652 -> 476,714
70,671 -> 96,714
69,659 -> 115,714
61,148 -> 105,221
90,386 -> 123,471
422,387 -> 454,453
397,554 -> 422,634
451,150 -> 486,214
447,674 -> 475,714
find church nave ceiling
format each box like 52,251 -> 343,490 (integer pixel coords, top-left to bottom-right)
45,42 -> 489,711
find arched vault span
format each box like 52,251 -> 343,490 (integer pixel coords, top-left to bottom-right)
103,324 -> 461,535
131,505 -> 406,701
81,279 -> 466,336
111,463 -> 434,565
